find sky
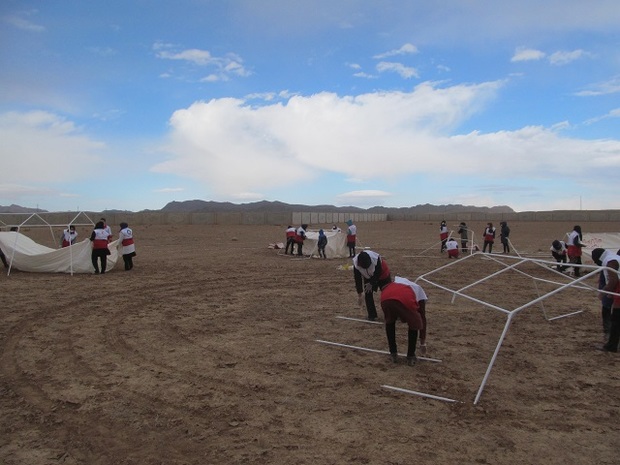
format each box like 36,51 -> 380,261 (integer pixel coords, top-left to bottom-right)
1,1 -> 619,213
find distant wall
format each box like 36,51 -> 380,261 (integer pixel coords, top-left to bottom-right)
1,210 -> 618,228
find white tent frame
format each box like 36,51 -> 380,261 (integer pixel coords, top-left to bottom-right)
415,252 -> 616,404
1,212 -> 96,276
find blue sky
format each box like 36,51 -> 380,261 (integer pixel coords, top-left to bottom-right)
1,1 -> 619,213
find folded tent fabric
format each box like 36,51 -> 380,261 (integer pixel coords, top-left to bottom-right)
0,231 -> 119,273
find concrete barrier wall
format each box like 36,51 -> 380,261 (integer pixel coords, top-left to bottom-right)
1,210 -> 618,227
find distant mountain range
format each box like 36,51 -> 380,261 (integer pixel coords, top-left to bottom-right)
0,200 -> 514,215
159,200 -> 514,214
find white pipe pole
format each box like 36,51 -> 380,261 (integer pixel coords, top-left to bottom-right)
382,385 -> 460,403
474,312 -> 515,405
316,339 -> 442,363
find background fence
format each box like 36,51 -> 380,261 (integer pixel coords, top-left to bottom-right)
1,210 -> 619,228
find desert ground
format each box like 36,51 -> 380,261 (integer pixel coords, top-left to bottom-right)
1,220 -> 618,465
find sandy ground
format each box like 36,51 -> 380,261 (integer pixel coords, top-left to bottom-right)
1,220 -> 619,465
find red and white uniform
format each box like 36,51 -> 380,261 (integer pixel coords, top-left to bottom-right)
550,241 -> 567,255
484,227 -> 495,243
567,230 -> 583,258
352,250 -> 390,281
295,226 -> 306,244
119,226 -> 135,255
440,225 -> 449,241
61,229 -> 78,248
285,226 -> 296,240
445,239 -> 459,258
380,281 -> 423,330
347,224 -> 357,244
91,228 -> 111,250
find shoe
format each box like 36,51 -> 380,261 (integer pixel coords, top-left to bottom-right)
367,316 -> 377,322
407,356 -> 417,366
596,344 -> 618,353
390,353 -> 398,363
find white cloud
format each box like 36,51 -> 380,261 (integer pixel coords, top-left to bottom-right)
153,43 -> 251,81
154,187 -> 185,193
548,49 -> 587,65
574,76 -> 620,97
0,111 -> 105,184
337,190 -> 392,206
376,62 -> 419,79
373,43 -> 419,59
511,47 -> 546,62
152,81 -> 620,205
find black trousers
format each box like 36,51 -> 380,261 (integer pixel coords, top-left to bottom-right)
91,249 -> 109,273
552,252 -> 568,271
285,238 -> 295,254
604,308 -> 620,352
122,253 -> 134,270
386,322 -> 418,358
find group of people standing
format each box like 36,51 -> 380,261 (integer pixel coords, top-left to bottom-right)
440,221 -> 511,256
84,218 -> 136,274
283,220 -> 358,259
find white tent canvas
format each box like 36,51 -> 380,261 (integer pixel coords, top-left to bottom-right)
582,232 -> 620,256
0,231 -> 119,274
303,230 -> 350,259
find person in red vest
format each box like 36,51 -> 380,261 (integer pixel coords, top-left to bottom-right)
118,222 -> 136,271
592,248 -> 620,352
346,219 -> 357,258
90,221 -> 111,274
445,237 -> 460,259
352,250 -> 391,321
380,276 -> 428,365
294,224 -> 308,257
567,225 -> 585,277
439,220 -> 449,252
482,223 -> 496,253
284,225 -> 297,255
60,225 -> 78,248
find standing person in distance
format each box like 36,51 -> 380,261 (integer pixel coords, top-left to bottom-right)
317,229 -> 328,259
352,250 -> 391,321
346,219 -> 357,258
295,224 -> 308,257
100,218 -> 113,242
380,276 -> 428,365
482,223 -> 496,253
591,248 -> 620,352
90,221 -> 111,274
457,222 -> 469,253
500,221 -> 511,254
60,225 -> 78,248
439,220 -> 449,252
284,225 -> 297,255
118,222 -> 136,271
550,239 -> 568,272
567,225 -> 585,277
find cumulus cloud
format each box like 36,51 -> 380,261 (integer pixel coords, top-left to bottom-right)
152,80 -> 620,204
511,47 -> 546,62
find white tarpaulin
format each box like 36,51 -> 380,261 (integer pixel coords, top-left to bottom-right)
582,232 -> 620,256
0,231 -> 119,274
303,230 -> 350,258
